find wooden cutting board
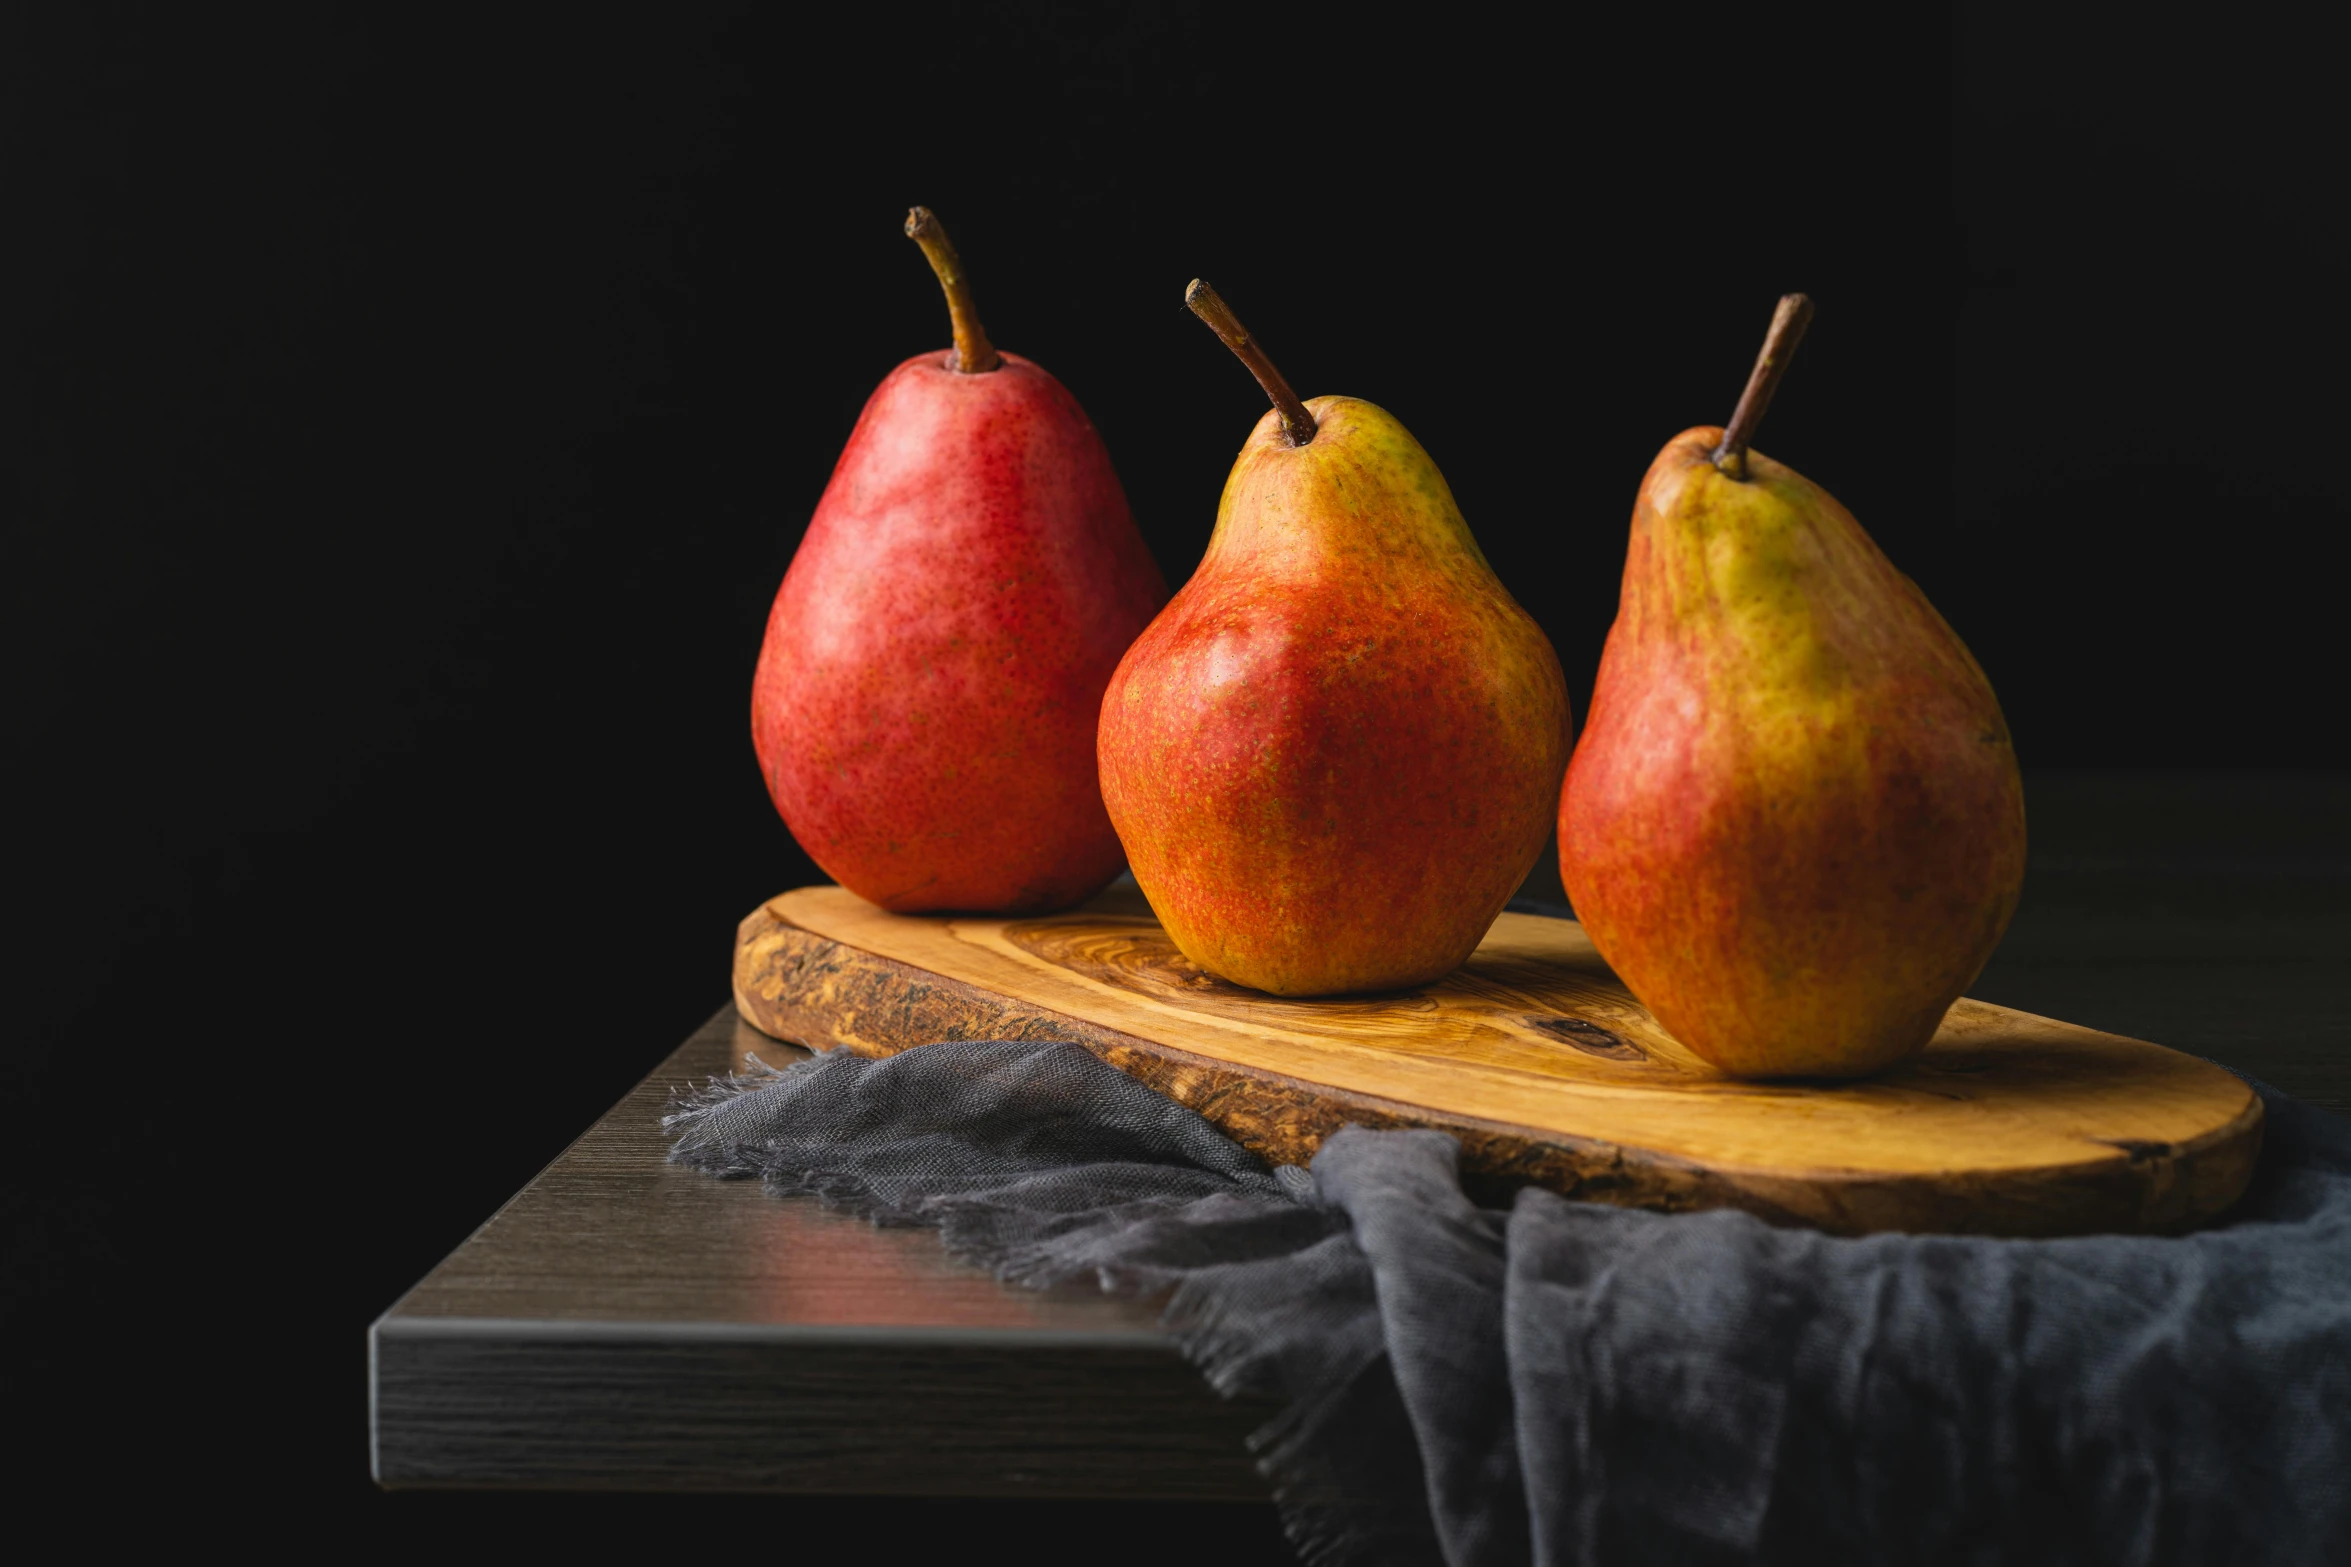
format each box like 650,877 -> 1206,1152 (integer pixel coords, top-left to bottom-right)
731,884 -> 2262,1237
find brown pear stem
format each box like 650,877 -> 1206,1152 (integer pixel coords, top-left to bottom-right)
1184,279 -> 1316,446
905,207 -> 1000,373
1714,293 -> 1815,480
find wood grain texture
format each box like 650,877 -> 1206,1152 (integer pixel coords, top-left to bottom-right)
373,1008 -> 1275,1499
735,885 -> 2263,1237
374,1329 -> 1267,1498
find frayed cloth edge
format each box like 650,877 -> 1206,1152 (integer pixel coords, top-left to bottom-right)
661,1062 -> 1418,1566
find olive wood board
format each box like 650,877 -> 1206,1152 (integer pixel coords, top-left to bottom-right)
731,883 -> 2263,1237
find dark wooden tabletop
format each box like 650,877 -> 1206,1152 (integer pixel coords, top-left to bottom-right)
371,770 -> 2346,1498
371,1003 -> 1276,1498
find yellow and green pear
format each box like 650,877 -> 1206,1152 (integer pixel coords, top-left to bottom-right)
1560,296 -> 2026,1078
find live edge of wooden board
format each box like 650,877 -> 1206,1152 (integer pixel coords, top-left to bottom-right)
729,884 -> 2264,1238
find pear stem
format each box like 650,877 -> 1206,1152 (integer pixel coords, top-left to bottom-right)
905,207 -> 1000,374
1714,293 -> 1815,480
1184,280 -> 1317,446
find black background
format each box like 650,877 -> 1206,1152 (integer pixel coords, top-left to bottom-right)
9,3 -> 2341,1546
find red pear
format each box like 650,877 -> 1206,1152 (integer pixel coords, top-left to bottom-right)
1560,296 -> 2026,1078
751,209 -> 1167,912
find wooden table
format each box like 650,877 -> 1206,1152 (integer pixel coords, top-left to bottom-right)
371,771 -> 2347,1497
370,1003 -> 1275,1497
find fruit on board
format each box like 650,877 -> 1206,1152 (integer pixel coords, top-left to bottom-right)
1097,281 -> 1571,996
1559,295 -> 2026,1078
751,208 -> 1167,913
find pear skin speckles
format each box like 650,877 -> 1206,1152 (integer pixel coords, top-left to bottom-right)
1100,397 -> 1569,996
1560,427 -> 2025,1078
753,351 -> 1168,914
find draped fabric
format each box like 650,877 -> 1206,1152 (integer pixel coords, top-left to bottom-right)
668,1040 -> 2351,1566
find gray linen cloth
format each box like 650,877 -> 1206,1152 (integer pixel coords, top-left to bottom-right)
665,1036 -> 2351,1565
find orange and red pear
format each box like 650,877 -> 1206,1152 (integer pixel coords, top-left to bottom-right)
1100,283 -> 1570,995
